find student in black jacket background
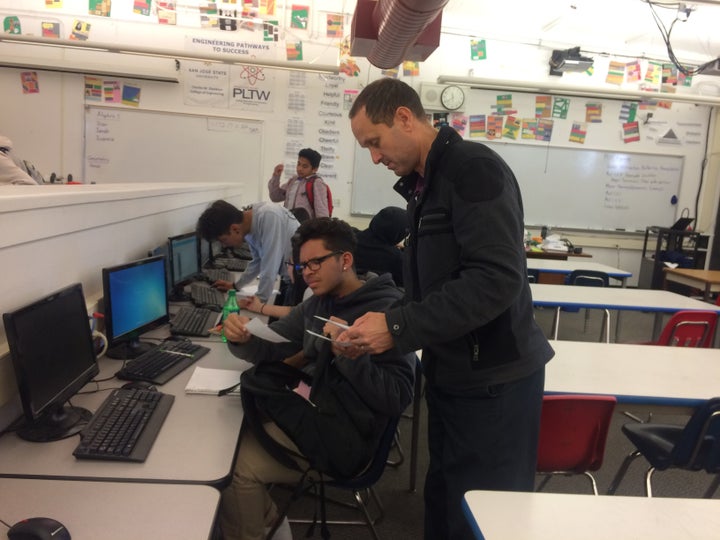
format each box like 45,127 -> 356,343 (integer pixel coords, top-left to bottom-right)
354,205 -> 407,287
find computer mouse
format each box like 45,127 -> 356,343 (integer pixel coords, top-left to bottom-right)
121,381 -> 157,391
7,517 -> 71,540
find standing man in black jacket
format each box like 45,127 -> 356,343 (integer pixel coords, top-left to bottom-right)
345,78 -> 554,540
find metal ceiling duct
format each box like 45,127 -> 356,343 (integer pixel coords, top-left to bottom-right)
351,0 -> 447,69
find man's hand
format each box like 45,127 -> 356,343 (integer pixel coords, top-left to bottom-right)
339,312 -> 394,357
222,313 -> 252,343
213,279 -> 235,292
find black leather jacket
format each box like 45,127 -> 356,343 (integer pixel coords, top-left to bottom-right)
385,127 -> 554,395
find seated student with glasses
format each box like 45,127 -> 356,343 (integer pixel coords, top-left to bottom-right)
219,217 -> 415,540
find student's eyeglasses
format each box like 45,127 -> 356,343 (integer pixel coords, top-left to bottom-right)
287,251 -> 343,273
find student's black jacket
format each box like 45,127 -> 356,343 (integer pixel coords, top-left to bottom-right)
386,126 -> 554,395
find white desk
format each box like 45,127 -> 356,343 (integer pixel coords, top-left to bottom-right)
463,490 -> 720,540
527,260 -> 632,286
531,283 -> 720,341
0,339 -> 250,486
545,340 -> 720,413
0,478 -> 219,540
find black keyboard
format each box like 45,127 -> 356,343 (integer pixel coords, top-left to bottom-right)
213,257 -> 249,272
115,340 -> 210,385
190,282 -> 226,308
73,388 -> 174,462
171,306 -> 220,338
203,268 -> 234,282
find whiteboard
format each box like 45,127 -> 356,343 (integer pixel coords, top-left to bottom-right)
350,138 -> 683,231
83,106 -> 263,184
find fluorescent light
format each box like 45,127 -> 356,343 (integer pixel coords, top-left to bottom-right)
437,75 -> 720,106
0,34 -> 340,75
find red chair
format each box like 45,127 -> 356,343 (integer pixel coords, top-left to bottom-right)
651,310 -> 717,348
536,395 -> 617,495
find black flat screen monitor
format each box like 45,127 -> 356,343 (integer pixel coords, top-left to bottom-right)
3,283 -> 99,442
102,255 -> 169,360
168,232 -> 200,301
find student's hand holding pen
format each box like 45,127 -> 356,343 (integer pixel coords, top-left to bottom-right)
222,313 -> 252,344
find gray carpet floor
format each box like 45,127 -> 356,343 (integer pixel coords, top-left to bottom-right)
276,306 -> 719,539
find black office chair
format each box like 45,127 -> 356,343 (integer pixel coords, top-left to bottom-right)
607,397 -> 720,497
269,415 -> 401,540
553,269 -> 611,342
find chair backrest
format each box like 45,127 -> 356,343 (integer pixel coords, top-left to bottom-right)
565,269 -> 609,287
536,394 -> 617,473
527,269 -> 540,283
672,397 -> 720,473
656,310 -> 718,348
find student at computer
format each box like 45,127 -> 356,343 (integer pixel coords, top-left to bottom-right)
0,135 -> 40,185
267,148 -> 331,218
196,200 -> 299,304
218,217 -> 415,540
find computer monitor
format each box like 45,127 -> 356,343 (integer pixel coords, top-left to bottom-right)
102,255 -> 169,360
168,232 -> 201,301
3,283 -> 99,442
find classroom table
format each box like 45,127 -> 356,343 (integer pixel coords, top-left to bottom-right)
462,490 -> 720,540
545,340 -> 720,415
530,282 -> 720,342
663,267 -> 720,302
526,259 -> 632,286
0,477 -> 219,540
0,337 -> 250,486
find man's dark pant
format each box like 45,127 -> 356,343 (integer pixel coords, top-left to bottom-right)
423,367 -> 545,540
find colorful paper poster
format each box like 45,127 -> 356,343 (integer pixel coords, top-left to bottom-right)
569,121 -> 587,144
46,0 -> 63,7
623,121 -> 640,143
326,13 -> 343,38
121,84 -> 141,107
679,72 -> 693,87
662,63 -> 678,86
585,65 -> 594,76
469,115 -> 486,138
450,113 -> 468,136
343,89 -> 358,111
264,20 -> 279,41
486,116 -> 503,139
639,98 -> 659,110
133,0 -> 151,16
41,21 -> 60,38
521,118 -> 537,139
259,0 -> 276,16
380,68 -> 399,78
552,98 -> 570,119
535,95 -> 551,118
286,42 -> 303,61
626,61 -> 641,83
199,2 -> 217,15
3,16 -> 21,34
491,94 -> 516,116
502,116 -> 520,140
606,61 -> 625,85
644,61 -> 662,85
402,61 -> 419,77
585,103 -> 602,123
157,1 -> 176,24
470,39 -> 486,60
291,4 -> 309,29
103,80 -> 121,103
89,0 -> 111,17
619,102 -> 638,122
535,118 -> 553,141
70,19 -> 91,40
21,72 -> 39,94
201,14 -> 218,28
340,57 -> 360,77
84,76 -> 103,101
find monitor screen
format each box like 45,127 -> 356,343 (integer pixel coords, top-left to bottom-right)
3,283 -> 99,442
169,232 -> 200,288
102,255 -> 169,360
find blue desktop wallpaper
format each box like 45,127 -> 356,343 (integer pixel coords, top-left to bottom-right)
109,259 -> 167,338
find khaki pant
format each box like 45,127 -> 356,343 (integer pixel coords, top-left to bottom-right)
219,422 -> 315,540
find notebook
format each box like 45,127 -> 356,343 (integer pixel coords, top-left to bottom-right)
185,366 -> 241,396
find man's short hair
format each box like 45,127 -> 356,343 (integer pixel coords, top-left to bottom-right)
348,78 -> 426,126
196,200 -> 244,241
298,148 -> 322,169
293,217 -> 357,256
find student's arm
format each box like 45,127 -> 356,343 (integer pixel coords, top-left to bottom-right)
242,295 -> 292,319
0,148 -> 37,185
312,177 -> 330,217
267,164 -> 287,202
